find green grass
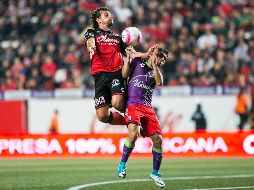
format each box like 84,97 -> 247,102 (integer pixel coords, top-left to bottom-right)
0,158 -> 253,190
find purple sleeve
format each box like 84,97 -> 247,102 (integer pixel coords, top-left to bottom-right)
130,57 -> 141,67
129,57 -> 138,72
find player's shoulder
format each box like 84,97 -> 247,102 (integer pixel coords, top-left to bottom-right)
112,32 -> 121,38
84,28 -> 95,40
130,57 -> 145,66
133,57 -> 145,63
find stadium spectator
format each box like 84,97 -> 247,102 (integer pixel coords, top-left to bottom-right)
0,0 -> 254,90
235,86 -> 249,131
191,103 -> 207,131
197,24 -> 217,51
49,109 -> 60,134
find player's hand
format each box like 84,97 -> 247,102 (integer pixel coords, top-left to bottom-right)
127,46 -> 135,53
147,44 -> 159,55
88,46 -> 96,59
125,46 -> 134,57
149,52 -> 157,65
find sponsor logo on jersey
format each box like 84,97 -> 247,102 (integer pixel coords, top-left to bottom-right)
132,79 -> 153,92
95,96 -> 106,107
96,36 -> 120,45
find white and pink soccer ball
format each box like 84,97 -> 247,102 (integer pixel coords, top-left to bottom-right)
121,27 -> 142,46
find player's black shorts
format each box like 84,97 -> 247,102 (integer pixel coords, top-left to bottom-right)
93,70 -> 126,109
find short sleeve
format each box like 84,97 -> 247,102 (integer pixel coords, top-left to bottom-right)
120,38 -> 128,55
84,29 -> 95,43
130,57 -> 141,67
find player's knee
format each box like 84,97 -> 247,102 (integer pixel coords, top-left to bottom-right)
152,134 -> 163,148
96,112 -> 110,123
128,130 -> 139,143
112,101 -> 124,111
111,97 -> 125,111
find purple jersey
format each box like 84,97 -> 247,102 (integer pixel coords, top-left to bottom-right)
127,57 -> 156,107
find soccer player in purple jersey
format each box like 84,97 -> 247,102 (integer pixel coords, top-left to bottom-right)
117,46 -> 168,188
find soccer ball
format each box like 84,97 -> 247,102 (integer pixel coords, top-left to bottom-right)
121,27 -> 142,46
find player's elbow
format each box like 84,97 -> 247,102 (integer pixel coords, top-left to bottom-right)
155,80 -> 163,86
122,71 -> 130,79
155,77 -> 163,86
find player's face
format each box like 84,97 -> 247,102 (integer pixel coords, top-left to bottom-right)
98,10 -> 114,27
156,55 -> 166,67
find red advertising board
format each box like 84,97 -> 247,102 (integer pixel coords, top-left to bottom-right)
0,100 -> 27,134
0,132 -> 253,158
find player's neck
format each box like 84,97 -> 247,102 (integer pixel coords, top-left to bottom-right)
99,24 -> 111,32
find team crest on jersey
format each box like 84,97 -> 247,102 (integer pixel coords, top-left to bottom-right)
140,63 -> 145,67
112,79 -> 120,87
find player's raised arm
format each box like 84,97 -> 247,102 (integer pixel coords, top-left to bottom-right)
130,44 -> 159,59
84,29 -> 96,59
122,47 -> 133,79
150,52 -> 163,86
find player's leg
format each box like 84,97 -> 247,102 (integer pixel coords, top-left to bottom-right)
94,72 -> 125,125
110,94 -> 126,125
150,133 -> 163,175
150,133 -> 165,188
110,71 -> 127,125
96,103 -> 127,125
111,71 -> 126,112
94,93 -> 117,124
143,107 -> 165,187
112,93 -> 125,111
117,123 -> 139,178
95,105 -> 111,123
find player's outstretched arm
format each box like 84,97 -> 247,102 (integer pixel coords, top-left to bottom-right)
122,47 -> 133,79
84,29 -> 96,59
86,37 -> 96,59
130,44 -> 159,59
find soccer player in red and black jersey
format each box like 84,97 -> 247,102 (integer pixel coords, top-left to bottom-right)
84,7 -> 151,125
84,7 -> 126,125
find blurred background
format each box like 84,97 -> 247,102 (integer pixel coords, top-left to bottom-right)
1,0 -> 254,90
1,2 -> 254,189
0,0 -> 254,158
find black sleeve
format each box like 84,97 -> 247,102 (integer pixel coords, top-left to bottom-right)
84,29 -> 95,44
120,38 -> 128,56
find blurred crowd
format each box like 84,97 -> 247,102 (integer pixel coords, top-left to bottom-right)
0,0 -> 254,91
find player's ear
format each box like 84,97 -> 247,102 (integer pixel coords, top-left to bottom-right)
96,18 -> 101,24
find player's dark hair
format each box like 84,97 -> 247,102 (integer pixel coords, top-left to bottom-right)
158,48 -> 169,59
90,7 -> 112,29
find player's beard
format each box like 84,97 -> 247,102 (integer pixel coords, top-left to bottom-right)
107,19 -> 113,27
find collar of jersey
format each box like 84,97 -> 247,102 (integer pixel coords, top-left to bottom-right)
96,28 -> 113,34
145,60 -> 153,69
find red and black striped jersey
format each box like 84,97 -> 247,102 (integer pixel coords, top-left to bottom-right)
84,28 -> 127,75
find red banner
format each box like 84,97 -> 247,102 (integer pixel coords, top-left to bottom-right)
0,100 -> 27,134
0,132 -> 253,158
